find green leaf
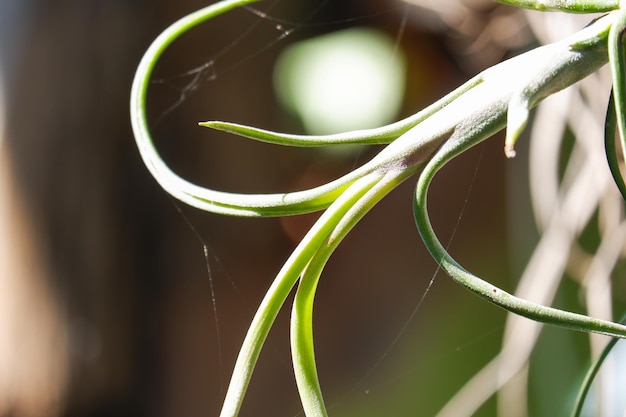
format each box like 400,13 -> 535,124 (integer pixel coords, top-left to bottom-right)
570,315 -> 626,417
494,0 -> 618,12
604,91 -> 626,201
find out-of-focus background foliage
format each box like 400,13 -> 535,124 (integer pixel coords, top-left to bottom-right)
1,1 -> 624,416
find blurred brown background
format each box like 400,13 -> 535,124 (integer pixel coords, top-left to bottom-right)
0,1 -> 532,416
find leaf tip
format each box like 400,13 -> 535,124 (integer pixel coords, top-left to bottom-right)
505,93 -> 530,159
504,144 -> 517,159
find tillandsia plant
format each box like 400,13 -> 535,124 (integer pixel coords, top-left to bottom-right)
130,0 -> 626,416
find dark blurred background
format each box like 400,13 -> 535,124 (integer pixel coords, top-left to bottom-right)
0,1 -> 532,416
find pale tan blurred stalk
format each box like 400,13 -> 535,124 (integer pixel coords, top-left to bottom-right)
0,78 -> 68,416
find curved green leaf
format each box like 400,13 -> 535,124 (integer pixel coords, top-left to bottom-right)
199,74 -> 483,147
494,0 -> 618,12
130,0 -> 361,217
604,91 -> 626,201
290,169 -> 411,417
570,316 -> 626,417
413,94 -> 626,339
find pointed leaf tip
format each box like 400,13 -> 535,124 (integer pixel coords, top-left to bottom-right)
505,93 -> 531,159
504,145 -> 517,159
